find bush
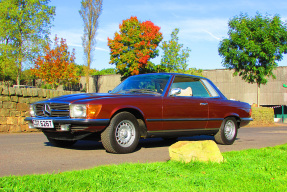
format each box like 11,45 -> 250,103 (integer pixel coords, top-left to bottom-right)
248,107 -> 274,127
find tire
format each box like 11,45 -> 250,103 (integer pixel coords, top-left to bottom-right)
47,137 -> 77,148
214,117 -> 238,145
101,112 -> 140,154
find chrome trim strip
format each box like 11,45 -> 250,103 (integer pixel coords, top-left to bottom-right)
241,118 -> 253,121
146,118 -> 224,122
148,128 -> 219,133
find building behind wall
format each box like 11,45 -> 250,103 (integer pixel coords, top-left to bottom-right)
203,66 -> 287,123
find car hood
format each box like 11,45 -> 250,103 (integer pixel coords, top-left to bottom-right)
35,93 -> 158,104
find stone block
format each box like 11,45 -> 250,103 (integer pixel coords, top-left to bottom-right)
0,117 -> 7,124
11,96 -> 19,102
7,117 -> 18,125
9,125 -> 22,133
0,109 -> 10,117
169,140 -> 224,163
41,89 -> 47,98
17,103 -> 29,111
15,88 -> 23,96
22,88 -> 28,97
0,96 -> 10,101
2,87 -> 9,95
3,102 -> 16,109
18,97 -> 30,103
8,88 -> 16,95
18,117 -> 26,125
0,125 -> 9,132
10,110 -> 21,117
31,88 -> 38,97
21,111 -> 30,117
20,124 -> 30,132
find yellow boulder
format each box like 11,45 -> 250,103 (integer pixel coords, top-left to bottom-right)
169,140 -> 224,163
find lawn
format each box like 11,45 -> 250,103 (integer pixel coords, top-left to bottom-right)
1,144 -> 286,192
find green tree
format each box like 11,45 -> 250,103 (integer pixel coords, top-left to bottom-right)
219,13 -> 287,106
160,28 -> 191,73
79,0 -> 102,93
108,16 -> 163,80
91,68 -> 116,75
0,0 -> 55,85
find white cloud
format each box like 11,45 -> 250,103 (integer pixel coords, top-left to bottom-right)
51,29 -> 110,52
159,18 -> 228,42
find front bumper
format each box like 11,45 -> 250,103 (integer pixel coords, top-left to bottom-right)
240,117 -> 253,127
24,117 -> 110,131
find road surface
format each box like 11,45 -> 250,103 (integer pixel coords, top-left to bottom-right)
0,126 -> 286,177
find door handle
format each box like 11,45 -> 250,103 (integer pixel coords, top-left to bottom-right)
200,103 -> 208,105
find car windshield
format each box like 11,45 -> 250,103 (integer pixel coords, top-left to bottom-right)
110,74 -> 171,95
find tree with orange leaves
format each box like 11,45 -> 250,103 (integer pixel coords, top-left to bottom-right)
108,16 -> 163,79
32,36 -> 79,89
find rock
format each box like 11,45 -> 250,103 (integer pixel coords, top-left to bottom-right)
169,140 -> 224,163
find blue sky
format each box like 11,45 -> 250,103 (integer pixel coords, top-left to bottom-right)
49,0 -> 287,71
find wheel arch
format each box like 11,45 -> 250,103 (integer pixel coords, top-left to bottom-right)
224,113 -> 241,128
110,107 -> 148,137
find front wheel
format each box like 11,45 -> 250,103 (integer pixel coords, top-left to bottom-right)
214,117 -> 238,145
101,112 -> 140,154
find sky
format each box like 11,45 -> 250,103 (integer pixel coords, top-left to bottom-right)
49,0 -> 287,71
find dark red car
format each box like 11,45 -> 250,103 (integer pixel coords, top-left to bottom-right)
25,73 -> 252,153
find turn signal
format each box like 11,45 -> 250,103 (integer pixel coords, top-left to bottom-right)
249,108 -> 252,117
87,105 -> 102,119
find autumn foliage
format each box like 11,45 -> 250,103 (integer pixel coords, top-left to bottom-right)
108,16 -> 163,79
32,36 -> 79,88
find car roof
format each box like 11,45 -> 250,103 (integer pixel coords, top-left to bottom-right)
134,72 -> 207,80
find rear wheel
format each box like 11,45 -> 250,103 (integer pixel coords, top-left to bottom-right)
47,137 -> 77,148
214,117 -> 238,145
101,112 -> 140,154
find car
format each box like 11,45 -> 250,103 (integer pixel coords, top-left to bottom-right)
25,73 -> 252,154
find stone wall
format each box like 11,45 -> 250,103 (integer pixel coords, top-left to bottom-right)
203,66 -> 287,105
0,86 -> 79,133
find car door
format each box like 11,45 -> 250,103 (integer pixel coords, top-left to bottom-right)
162,75 -> 209,130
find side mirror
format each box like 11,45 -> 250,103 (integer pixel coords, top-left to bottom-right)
108,90 -> 112,93
169,88 -> 181,96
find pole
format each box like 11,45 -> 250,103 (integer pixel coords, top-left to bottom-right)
282,105 -> 285,123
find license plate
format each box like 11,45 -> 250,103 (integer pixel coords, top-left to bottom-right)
32,120 -> 54,128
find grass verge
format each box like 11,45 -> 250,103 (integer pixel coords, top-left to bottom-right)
1,144 -> 287,192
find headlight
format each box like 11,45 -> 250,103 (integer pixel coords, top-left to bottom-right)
70,104 -> 102,119
70,104 -> 87,118
30,105 -> 36,117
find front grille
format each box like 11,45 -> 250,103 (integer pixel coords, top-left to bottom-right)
35,103 -> 70,117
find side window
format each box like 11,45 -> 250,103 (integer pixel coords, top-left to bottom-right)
171,76 -> 212,97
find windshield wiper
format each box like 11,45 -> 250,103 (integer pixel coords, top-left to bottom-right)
128,89 -> 159,94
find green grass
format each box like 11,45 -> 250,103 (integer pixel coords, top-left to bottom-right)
1,144 -> 287,192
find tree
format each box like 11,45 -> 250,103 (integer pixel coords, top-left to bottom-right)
79,0 -> 102,93
91,68 -> 116,75
219,13 -> 287,106
108,16 -> 163,79
160,28 -> 191,73
0,0 -> 55,85
32,36 -> 79,89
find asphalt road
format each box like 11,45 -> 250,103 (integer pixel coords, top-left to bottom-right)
0,126 -> 286,177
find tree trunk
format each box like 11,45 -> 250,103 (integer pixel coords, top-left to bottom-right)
17,65 -> 21,85
257,83 -> 260,107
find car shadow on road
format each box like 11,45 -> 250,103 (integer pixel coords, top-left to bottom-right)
44,140 -> 105,151
137,135 -> 216,149
44,135 -> 235,152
